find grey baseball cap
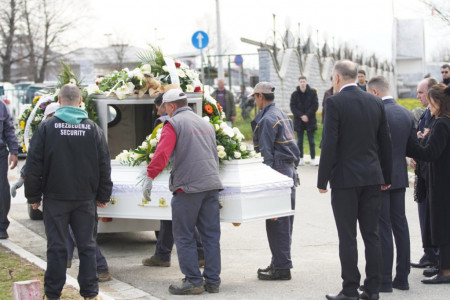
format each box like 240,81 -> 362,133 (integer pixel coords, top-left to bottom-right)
249,82 -> 275,96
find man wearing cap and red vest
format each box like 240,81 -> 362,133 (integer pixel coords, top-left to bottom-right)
143,88 -> 223,295
251,82 -> 300,281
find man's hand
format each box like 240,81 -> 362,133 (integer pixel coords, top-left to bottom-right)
230,116 -> 236,122
143,177 -> 153,202
318,188 -> 328,193
31,202 -> 41,210
409,158 -> 416,170
97,201 -> 108,208
381,184 -> 391,191
301,115 -> 309,122
9,154 -> 18,170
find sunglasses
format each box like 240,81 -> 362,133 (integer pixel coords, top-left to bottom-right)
442,71 -> 449,74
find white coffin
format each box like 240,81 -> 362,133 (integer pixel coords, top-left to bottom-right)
98,158 -> 294,223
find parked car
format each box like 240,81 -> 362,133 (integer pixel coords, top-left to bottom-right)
18,83 -> 53,118
13,82 -> 33,119
0,82 -> 15,116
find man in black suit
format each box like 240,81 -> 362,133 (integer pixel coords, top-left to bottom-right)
367,76 -> 415,292
318,60 -> 392,300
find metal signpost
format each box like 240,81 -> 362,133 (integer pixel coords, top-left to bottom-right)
191,31 -> 209,85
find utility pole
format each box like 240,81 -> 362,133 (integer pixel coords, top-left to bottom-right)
216,0 -> 224,79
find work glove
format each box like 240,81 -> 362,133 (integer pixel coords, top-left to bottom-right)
142,177 -> 153,202
11,178 -> 24,198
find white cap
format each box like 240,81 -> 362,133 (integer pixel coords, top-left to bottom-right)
162,88 -> 187,103
44,102 -> 60,118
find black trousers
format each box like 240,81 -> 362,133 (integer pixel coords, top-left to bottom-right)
379,188 -> 410,286
296,128 -> 315,159
440,243 -> 450,270
331,185 -> 382,297
43,199 -> 97,299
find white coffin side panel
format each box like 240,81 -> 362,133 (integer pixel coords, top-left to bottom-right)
99,158 -> 294,223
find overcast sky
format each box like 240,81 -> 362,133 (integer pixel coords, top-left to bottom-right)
75,0 -> 449,66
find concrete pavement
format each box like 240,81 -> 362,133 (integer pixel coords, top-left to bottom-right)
4,159 -> 450,299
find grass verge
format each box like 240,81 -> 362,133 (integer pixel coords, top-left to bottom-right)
0,245 -> 81,299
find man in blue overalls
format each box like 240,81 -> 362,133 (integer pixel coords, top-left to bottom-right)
251,82 -> 300,280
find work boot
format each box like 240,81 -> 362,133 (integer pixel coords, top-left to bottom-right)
84,295 -> 103,300
257,265 -> 273,274
142,256 -> 170,267
258,268 -> 291,280
168,278 -> 205,295
98,269 -> 112,282
204,283 -> 220,293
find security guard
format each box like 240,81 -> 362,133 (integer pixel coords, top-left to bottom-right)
251,82 -> 300,280
25,84 -> 112,300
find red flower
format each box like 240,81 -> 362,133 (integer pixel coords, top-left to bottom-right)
194,86 -> 201,92
175,62 -> 181,68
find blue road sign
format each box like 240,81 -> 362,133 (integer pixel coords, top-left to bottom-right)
234,55 -> 243,66
192,31 -> 209,49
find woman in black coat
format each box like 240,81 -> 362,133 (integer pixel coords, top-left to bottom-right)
407,83 -> 450,284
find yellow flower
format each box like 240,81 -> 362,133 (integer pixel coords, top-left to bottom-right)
33,96 -> 41,103
20,120 -> 25,130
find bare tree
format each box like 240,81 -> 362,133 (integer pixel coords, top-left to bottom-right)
0,0 -> 20,81
21,0 -> 78,82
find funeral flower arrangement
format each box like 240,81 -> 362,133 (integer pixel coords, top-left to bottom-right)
86,46 -> 202,100
116,93 -> 259,166
17,63 -> 97,152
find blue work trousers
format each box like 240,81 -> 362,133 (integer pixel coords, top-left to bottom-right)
266,161 -> 296,270
171,190 -> 221,286
154,220 -> 204,262
0,149 -> 10,232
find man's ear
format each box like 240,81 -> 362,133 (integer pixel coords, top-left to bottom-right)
58,96 -> 62,105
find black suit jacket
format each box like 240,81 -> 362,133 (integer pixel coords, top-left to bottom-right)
382,98 -> 415,189
317,85 -> 392,189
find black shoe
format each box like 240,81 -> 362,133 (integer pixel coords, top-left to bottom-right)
392,280 -> 409,290
0,231 -> 8,239
325,292 -> 358,300
421,274 -> 450,284
411,256 -> 437,268
423,267 -> 440,278
359,291 -> 380,300
257,268 -> 291,280
360,284 -> 391,293
204,283 -> 219,293
257,265 -> 273,274
168,278 -> 205,295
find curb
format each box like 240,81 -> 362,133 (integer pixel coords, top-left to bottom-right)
1,219 -> 159,300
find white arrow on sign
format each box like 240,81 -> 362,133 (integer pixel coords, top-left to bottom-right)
196,32 -> 204,49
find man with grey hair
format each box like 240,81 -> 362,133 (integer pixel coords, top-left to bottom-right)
212,79 -> 236,125
410,77 -> 440,274
25,84 -> 112,300
318,60 -> 392,300
143,88 -> 223,295
368,75 -> 415,292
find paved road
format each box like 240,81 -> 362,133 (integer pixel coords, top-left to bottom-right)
6,160 -> 449,299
